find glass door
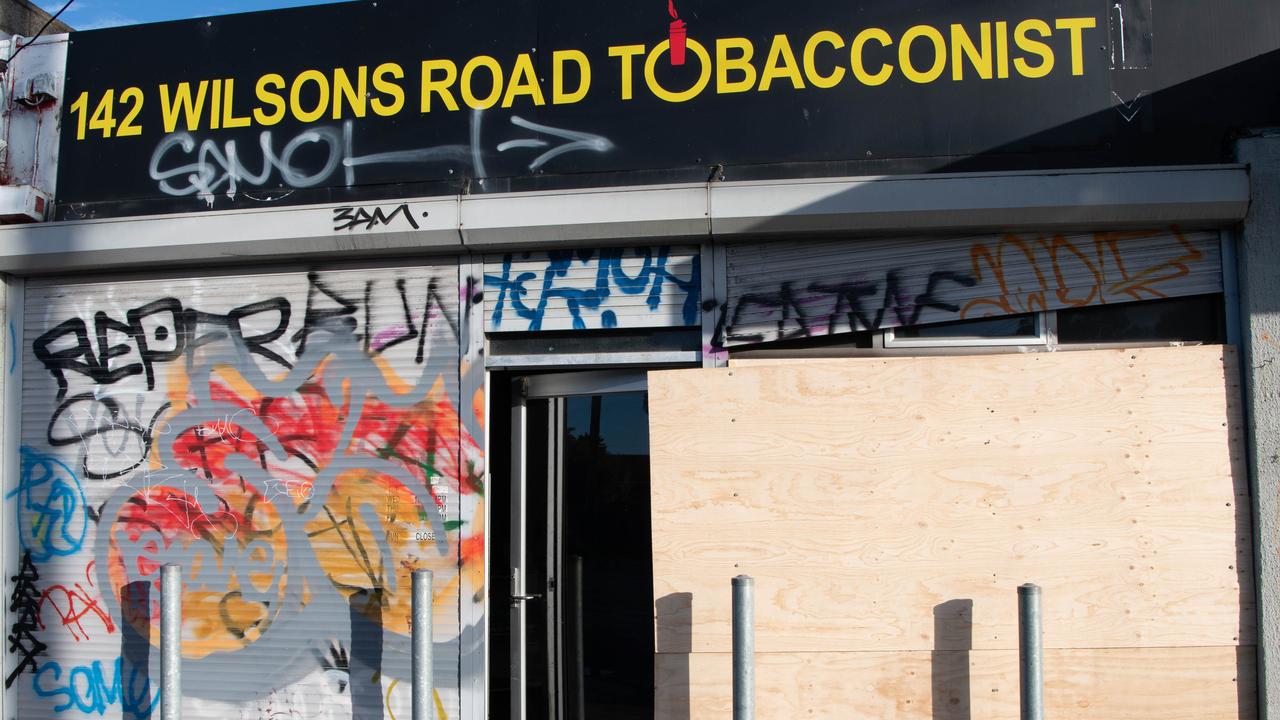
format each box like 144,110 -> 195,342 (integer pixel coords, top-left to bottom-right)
510,371 -> 655,720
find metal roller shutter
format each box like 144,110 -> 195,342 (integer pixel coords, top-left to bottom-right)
721,229 -> 1222,346
13,262 -> 481,720
483,246 -> 701,332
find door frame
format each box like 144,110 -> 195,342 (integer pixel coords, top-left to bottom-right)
509,369 -> 649,720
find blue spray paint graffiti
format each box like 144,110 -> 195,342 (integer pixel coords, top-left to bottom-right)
485,247 -> 700,330
33,658 -> 160,718
9,447 -> 88,561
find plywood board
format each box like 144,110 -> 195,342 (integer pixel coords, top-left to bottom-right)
656,646 -> 1255,720
649,347 -> 1251,655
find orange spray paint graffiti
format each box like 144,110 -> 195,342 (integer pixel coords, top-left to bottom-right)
962,228 -> 1207,318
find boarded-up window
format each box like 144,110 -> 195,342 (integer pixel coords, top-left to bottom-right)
649,347 -> 1251,719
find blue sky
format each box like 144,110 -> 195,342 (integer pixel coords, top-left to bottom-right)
33,0 -> 349,30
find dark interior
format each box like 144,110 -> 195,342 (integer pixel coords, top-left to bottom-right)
489,378 -> 655,720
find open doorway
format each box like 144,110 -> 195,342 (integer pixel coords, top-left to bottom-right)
490,371 -> 656,720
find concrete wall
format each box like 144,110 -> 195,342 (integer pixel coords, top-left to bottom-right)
1237,132 -> 1280,719
0,0 -> 69,37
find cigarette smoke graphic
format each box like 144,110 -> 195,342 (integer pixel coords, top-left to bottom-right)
668,0 -> 687,65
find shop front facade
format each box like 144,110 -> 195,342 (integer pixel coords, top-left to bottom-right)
0,2 -> 1276,719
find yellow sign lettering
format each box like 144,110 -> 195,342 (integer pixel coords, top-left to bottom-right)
851,28 -> 894,86
421,60 -> 461,112
1014,19 -> 1054,78
758,34 -> 804,91
290,70 -> 330,123
158,80 -> 210,133
553,50 -> 591,104
372,63 -> 405,116
333,66 -> 368,119
951,23 -> 993,80
803,30 -> 845,89
253,74 -> 286,126
609,44 -> 646,100
502,53 -> 546,108
643,39 -> 711,103
1055,17 -> 1096,75
899,24 -> 946,83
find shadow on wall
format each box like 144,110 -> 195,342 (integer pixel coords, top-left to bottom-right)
350,589 -> 386,720
654,591 -> 693,720
120,580 -> 152,720
653,593 -> 977,719
932,599 -> 973,720
1223,356 -> 1258,720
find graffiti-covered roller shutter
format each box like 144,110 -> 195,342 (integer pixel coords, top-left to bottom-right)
721,229 -> 1221,346
14,264 -> 483,720
483,246 -> 701,332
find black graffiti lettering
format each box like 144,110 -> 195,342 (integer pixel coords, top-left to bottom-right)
181,308 -> 234,355
35,297 -> 296,398
332,207 -> 357,231
332,204 -> 421,232
910,271 -> 979,323
293,273 -> 359,356
725,282 -> 811,344
32,311 -> 157,400
93,312 -> 145,385
161,298 -> 294,371
30,317 -> 135,397
715,268 -> 980,349
292,272 -> 459,363
364,281 -> 374,354
6,552 -> 46,688
228,298 -> 293,370
376,279 -> 420,355
808,279 -> 880,333
126,298 -> 186,392
710,300 -> 731,349
421,279 -> 462,363
466,275 -> 483,310
32,319 -> 96,400
879,270 -> 913,328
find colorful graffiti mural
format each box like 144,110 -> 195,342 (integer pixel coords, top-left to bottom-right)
9,266 -> 484,720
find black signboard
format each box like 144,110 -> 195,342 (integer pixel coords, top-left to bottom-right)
54,0 -> 1280,218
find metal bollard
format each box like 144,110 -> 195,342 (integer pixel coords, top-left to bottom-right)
732,575 -> 755,720
413,569 -> 434,720
1018,583 -> 1043,720
161,564 -> 182,720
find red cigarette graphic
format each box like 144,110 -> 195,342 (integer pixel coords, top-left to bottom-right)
668,0 -> 687,65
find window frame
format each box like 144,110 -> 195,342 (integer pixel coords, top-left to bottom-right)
883,311 -> 1053,349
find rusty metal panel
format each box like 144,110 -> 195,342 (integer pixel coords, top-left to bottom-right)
12,262 -> 484,720
719,229 -> 1221,347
